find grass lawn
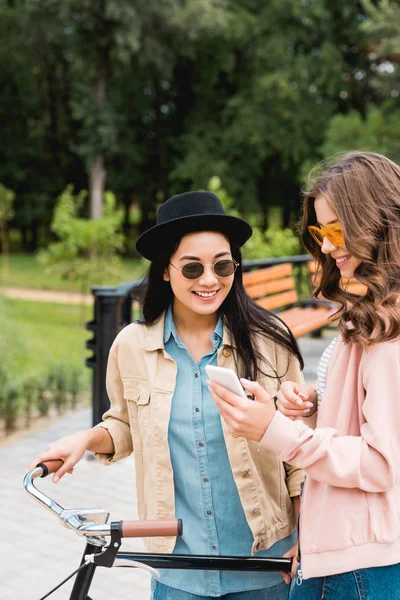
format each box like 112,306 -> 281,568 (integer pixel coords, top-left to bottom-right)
0,296 -> 92,384
0,253 -> 147,293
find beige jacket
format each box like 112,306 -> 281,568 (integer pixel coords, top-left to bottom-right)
94,314 -> 305,553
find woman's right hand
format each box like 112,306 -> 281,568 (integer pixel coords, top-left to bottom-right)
276,381 -> 318,420
28,429 -> 94,483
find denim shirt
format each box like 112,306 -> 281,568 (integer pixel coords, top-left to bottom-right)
156,305 -> 296,596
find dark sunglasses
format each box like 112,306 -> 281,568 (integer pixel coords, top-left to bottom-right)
169,258 -> 239,280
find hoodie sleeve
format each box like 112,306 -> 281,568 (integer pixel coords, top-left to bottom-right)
261,340 -> 400,492
275,343 -> 306,497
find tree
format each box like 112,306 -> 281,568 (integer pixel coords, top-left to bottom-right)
1,0 -> 397,245
39,185 -> 124,316
59,0 -> 230,218
320,105 -> 400,164
0,183 -> 15,279
169,0 -> 383,227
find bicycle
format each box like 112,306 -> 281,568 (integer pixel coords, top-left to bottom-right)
24,460 -> 293,600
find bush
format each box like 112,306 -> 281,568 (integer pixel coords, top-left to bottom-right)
0,379 -> 22,434
241,226 -> 301,260
0,296 -> 90,434
207,176 -> 301,260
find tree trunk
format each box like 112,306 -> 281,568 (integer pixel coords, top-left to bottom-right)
29,222 -> 39,252
1,223 -> 9,280
89,155 -> 106,219
88,45 -> 109,219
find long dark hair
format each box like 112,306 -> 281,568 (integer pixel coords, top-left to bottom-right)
138,232 -> 303,381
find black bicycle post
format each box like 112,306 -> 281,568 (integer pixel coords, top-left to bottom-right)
69,542 -> 99,600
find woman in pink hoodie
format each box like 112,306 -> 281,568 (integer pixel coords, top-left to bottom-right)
209,151 -> 400,599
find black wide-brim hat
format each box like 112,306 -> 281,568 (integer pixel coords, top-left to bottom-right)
136,191 -> 252,261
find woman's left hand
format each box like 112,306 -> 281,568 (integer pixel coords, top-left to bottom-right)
208,378 -> 275,442
282,542 -> 299,584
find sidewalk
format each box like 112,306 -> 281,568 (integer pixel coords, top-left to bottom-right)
1,334 -> 333,600
3,286 -> 93,305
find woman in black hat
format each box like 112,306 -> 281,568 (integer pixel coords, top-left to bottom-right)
30,191 -> 307,600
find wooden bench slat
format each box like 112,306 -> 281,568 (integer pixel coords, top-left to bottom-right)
242,260 -> 340,337
243,263 -> 293,286
256,289 -> 298,312
245,277 -> 295,299
279,306 -> 337,337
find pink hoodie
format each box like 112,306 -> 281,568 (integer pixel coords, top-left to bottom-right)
261,335 -> 400,579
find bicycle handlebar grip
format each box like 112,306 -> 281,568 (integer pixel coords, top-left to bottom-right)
37,460 -> 64,478
121,518 -> 183,538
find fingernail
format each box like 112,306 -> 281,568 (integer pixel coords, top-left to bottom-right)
303,408 -> 311,414
298,393 -> 308,400
305,402 -> 314,408
240,378 -> 251,384
53,475 -> 59,483
296,399 -> 303,406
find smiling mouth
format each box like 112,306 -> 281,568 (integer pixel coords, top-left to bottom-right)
193,290 -> 219,298
335,254 -> 351,265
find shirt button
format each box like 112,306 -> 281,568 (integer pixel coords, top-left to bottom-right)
203,477 -> 209,483
213,333 -> 218,340
195,407 -> 200,412
253,508 -> 261,516
222,347 -> 231,358
199,442 -> 204,448
194,373 -> 199,378
212,545 -> 217,550
242,470 -> 251,478
207,510 -> 212,515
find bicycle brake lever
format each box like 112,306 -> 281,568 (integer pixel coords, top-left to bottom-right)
87,521 -> 122,568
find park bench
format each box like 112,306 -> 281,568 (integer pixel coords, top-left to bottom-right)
243,262 -> 337,338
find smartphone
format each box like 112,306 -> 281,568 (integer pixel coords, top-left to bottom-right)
205,365 -> 248,399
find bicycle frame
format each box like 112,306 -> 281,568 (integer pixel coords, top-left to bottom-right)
24,462 -> 292,600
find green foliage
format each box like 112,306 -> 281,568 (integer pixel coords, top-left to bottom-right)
320,105 -> 400,165
0,182 -> 16,277
0,296 -> 90,434
362,0 -> 400,55
0,183 -> 15,225
207,176 -> 301,260
242,227 -> 301,261
1,253 -> 144,292
67,366 -> 83,409
1,0 -> 399,247
207,176 -> 240,216
38,185 -> 125,293
23,374 -> 39,427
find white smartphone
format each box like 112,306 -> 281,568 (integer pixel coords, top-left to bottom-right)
205,365 -> 248,399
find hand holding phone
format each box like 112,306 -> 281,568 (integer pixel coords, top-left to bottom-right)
205,365 -> 248,399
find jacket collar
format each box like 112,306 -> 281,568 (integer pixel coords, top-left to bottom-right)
140,314 -> 166,351
140,310 -> 235,351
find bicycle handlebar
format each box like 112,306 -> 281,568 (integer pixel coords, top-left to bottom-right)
38,459 -> 64,477
24,460 -> 182,540
122,520 -> 182,538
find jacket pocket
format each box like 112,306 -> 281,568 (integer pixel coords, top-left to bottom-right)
123,378 -> 150,436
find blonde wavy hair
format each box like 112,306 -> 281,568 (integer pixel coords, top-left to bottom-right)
301,151 -> 400,346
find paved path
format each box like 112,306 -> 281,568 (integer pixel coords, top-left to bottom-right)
3,287 -> 93,305
1,334 -> 333,600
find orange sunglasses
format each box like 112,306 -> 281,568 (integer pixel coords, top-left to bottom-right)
307,221 -> 345,247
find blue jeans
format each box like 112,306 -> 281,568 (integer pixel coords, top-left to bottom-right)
152,580 -> 290,599
290,562 -> 400,599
